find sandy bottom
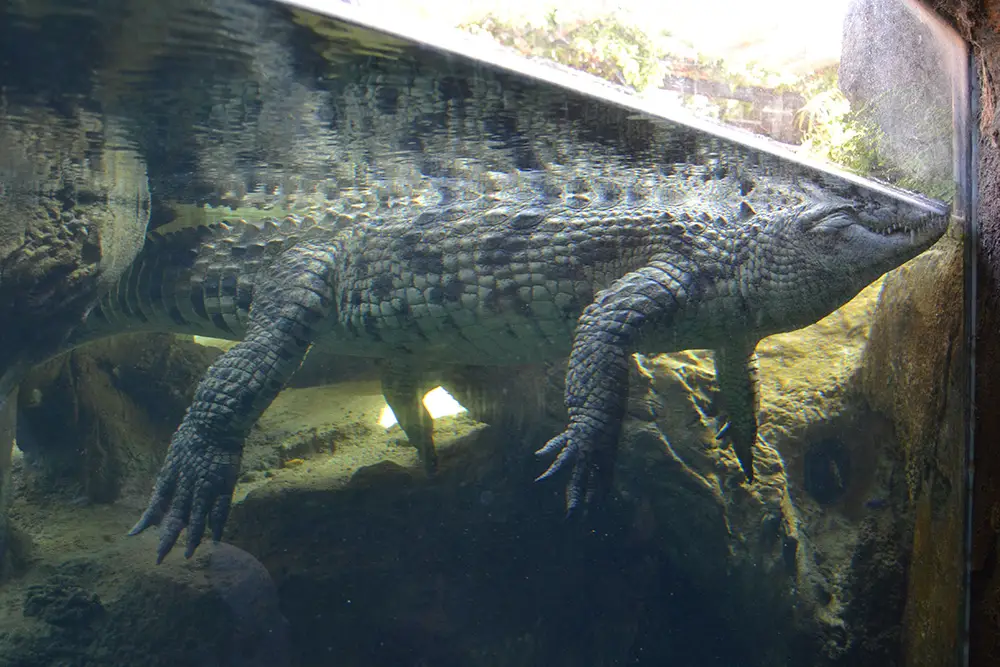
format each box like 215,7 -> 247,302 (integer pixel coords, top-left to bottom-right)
1,380 -> 485,638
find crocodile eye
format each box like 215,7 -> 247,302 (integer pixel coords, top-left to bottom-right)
798,204 -> 858,231
809,211 -> 856,234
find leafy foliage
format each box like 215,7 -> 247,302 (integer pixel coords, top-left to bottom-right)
796,69 -> 887,175
460,11 -> 670,91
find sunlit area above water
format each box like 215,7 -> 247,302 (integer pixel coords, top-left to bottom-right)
379,387 -> 468,428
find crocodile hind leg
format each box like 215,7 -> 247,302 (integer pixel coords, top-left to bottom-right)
380,360 -> 437,474
129,242 -> 336,563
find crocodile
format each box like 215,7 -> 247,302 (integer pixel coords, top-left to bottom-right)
4,12 -> 951,563
48,169 -> 946,564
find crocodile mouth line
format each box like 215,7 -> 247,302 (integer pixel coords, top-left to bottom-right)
870,219 -> 941,244
880,223 -> 909,235
877,223 -> 916,244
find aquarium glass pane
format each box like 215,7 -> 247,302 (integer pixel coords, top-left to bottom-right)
0,0 -> 972,665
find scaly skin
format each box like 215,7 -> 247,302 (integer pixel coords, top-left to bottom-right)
61,184 -> 949,562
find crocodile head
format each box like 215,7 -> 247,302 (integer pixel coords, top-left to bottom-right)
747,200 -> 950,334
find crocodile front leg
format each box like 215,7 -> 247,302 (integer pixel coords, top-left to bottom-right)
129,242 -> 336,563
713,343 -> 760,483
536,258 -> 692,512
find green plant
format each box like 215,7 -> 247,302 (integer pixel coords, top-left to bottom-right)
797,84 -> 886,175
461,11 -> 670,91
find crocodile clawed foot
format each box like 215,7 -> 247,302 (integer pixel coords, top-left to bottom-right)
535,421 -> 614,514
129,425 -> 240,563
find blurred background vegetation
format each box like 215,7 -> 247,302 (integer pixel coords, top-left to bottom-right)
346,0 -> 930,190
457,9 -> 887,178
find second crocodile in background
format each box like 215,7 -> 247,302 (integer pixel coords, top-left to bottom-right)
40,22 -> 951,563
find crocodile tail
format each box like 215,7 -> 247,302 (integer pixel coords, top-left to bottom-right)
65,214 -> 328,351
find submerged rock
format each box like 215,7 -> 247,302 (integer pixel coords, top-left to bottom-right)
15,334 -> 222,506
609,276 -> 895,665
0,537 -> 288,667
22,575 -> 105,628
858,226 -> 966,667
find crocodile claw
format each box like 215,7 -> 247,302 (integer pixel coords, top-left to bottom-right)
535,420 -> 614,514
128,425 -> 240,563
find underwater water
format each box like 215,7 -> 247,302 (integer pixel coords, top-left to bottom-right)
0,0 -> 973,666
